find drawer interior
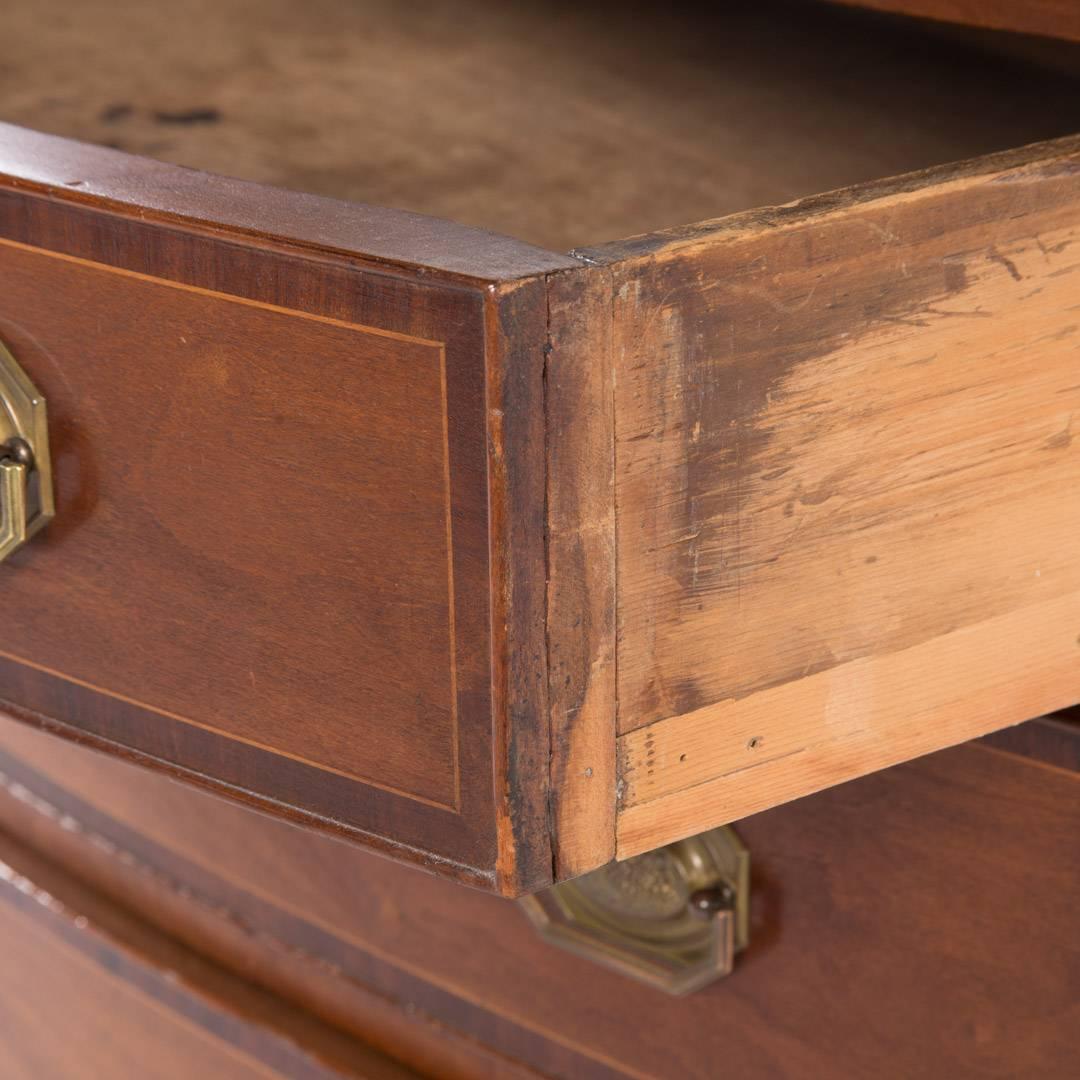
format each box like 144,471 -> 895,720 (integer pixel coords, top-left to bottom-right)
3,0 -> 1080,251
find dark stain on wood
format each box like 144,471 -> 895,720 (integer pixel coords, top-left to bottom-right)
669,214 -> 974,606
544,267 -> 617,877
488,278 -> 555,894
153,107 -> 222,126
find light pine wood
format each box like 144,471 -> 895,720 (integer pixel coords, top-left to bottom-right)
4,128 -> 1080,881
578,138 -> 1080,857
618,589 -> 1080,855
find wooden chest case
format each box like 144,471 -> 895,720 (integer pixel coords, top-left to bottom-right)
0,0 -> 1078,1074
1,710 -> 1078,1077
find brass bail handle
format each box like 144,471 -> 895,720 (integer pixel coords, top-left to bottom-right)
0,338 -> 54,563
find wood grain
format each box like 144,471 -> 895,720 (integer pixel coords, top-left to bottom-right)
580,137 -> 1080,854
0,122 -> 572,280
0,125 -> 581,894
0,237 -> 459,810
4,38 -> 1080,885
619,590 -> 1080,855
0,831 -> 416,1079
1,712 -> 1078,1079
486,277 -> 554,895
544,269 -> 617,878
830,0 -> 1080,41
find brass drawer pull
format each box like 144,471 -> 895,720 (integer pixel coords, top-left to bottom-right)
521,826 -> 750,995
0,338 -> 53,563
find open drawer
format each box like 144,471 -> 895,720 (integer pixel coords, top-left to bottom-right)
1,0 -> 1078,895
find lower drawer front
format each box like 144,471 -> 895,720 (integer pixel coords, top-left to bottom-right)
0,832 -> 412,1080
0,714 -> 1077,1080
0,902 -> 264,1080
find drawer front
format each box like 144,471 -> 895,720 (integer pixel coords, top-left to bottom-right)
0,901 -> 275,1080
0,713 -> 1077,1079
0,123 -> 580,894
0,238 -> 470,813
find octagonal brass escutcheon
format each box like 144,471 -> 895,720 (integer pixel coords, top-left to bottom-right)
520,827 -> 749,995
0,337 -> 54,563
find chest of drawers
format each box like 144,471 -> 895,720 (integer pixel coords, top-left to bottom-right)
0,1 -> 1078,1073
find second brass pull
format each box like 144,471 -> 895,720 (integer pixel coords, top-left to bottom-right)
520,826 -> 750,995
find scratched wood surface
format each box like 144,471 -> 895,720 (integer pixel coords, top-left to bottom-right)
580,138 -> 1080,857
2,3 -> 1080,887
544,271 -> 617,878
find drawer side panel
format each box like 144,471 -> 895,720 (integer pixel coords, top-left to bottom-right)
586,136 -> 1080,855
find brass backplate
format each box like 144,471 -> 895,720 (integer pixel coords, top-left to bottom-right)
0,337 -> 54,561
521,827 -> 749,995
